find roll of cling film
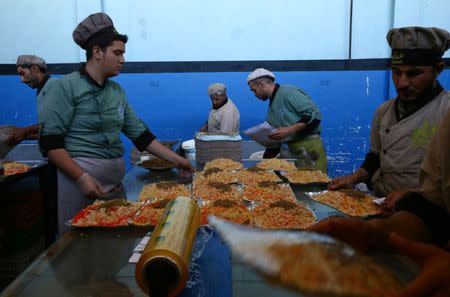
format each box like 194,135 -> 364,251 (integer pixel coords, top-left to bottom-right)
135,196 -> 201,297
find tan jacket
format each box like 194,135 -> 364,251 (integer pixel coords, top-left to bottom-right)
369,90 -> 450,196
208,99 -> 240,134
419,108 -> 450,213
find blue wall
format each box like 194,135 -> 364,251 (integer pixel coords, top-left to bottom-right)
3,69 -> 448,177
114,70 -> 390,177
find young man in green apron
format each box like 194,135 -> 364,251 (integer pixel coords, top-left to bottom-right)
247,68 -> 327,173
38,13 -> 194,235
8,55 -> 56,145
329,27 -> 450,198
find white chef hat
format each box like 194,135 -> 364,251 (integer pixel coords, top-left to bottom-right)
247,68 -> 275,83
208,83 -> 227,96
16,55 -> 47,70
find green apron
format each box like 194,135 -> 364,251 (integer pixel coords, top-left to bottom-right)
267,84 -> 327,173
280,135 -> 327,174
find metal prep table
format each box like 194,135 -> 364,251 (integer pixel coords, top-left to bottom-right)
0,141 -> 417,297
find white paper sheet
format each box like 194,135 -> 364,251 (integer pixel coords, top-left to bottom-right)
244,121 -> 290,147
373,197 -> 386,205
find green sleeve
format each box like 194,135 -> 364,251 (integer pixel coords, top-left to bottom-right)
285,89 -> 321,122
39,80 -> 74,136
121,100 -> 149,140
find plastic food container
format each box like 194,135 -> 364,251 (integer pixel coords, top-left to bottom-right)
182,139 -> 196,160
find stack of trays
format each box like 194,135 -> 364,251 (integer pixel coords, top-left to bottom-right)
194,132 -> 242,164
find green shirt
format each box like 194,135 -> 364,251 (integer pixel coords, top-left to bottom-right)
267,84 -> 321,138
39,71 -> 150,159
36,76 -> 56,125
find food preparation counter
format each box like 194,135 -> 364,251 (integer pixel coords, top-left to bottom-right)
0,142 -> 417,297
0,142 -> 57,290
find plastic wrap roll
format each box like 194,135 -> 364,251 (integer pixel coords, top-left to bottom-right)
135,196 -> 200,297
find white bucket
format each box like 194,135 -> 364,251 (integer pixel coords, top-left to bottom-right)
182,139 -> 196,160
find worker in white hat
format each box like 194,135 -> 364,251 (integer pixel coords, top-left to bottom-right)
247,68 -> 327,173
7,55 -> 56,145
200,82 -> 240,134
329,26 -> 450,202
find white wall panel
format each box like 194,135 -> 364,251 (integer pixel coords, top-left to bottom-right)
1,0 -> 79,63
394,0 -> 450,57
104,0 -> 351,61
1,0 -> 449,63
351,0 -> 392,58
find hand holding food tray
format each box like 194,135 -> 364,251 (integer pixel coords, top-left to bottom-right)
209,216 -> 404,297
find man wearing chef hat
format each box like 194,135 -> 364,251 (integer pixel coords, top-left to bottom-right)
38,12 -> 194,235
311,28 -> 450,297
200,82 -> 240,134
8,55 -> 56,145
247,68 -> 327,173
329,26 -> 450,202
311,74 -> 450,297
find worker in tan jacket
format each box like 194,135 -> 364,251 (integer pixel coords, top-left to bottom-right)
200,83 -> 240,134
329,26 -> 450,198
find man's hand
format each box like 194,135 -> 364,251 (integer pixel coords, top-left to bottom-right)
199,124 -> 208,132
146,139 -> 195,177
77,173 -> 105,199
328,169 -> 368,191
387,233 -> 450,297
174,157 -> 194,177
328,175 -> 357,190
268,127 -> 293,140
7,125 -> 39,146
308,217 -> 383,252
269,122 -> 306,140
7,127 -> 29,145
381,190 -> 410,212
